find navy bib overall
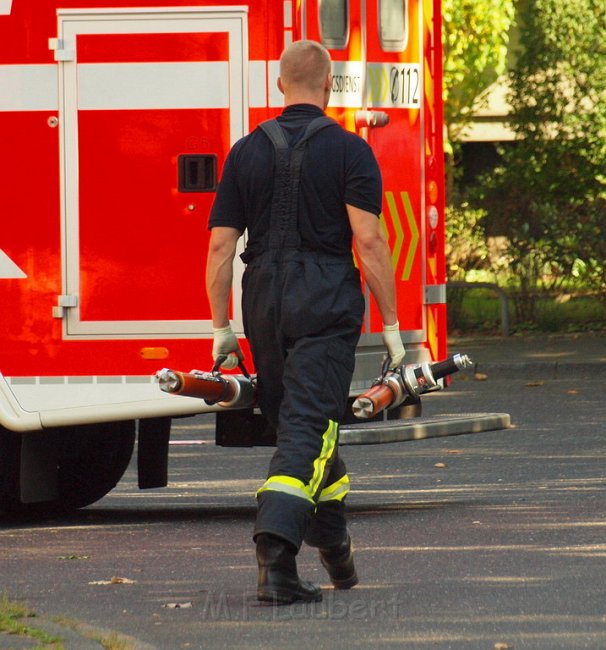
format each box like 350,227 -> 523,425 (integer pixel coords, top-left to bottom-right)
242,117 -> 365,549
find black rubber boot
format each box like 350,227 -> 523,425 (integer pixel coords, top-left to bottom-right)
319,533 -> 358,589
256,534 -> 323,604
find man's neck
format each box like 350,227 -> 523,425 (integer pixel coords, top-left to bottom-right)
283,93 -> 326,110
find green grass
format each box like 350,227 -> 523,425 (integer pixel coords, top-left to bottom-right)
0,594 -> 135,650
0,593 -> 63,649
447,287 -> 606,334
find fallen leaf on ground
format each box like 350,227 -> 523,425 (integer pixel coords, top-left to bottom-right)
474,372 -> 488,381
110,576 -> 136,584
526,381 -> 544,387
434,462 -> 446,469
88,577 -> 137,585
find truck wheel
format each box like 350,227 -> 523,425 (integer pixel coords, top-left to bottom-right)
0,421 -> 135,515
0,426 -> 21,514
55,420 -> 136,509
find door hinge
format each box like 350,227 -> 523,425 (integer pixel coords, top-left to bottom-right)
424,284 -> 446,305
48,38 -> 75,62
52,294 -> 78,318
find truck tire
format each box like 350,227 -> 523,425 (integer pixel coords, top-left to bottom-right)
0,421 -> 135,515
0,426 -> 21,515
55,420 -> 136,509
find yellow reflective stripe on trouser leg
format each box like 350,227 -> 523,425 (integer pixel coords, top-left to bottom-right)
257,419 -> 339,503
318,474 -> 350,503
257,475 -> 315,503
308,419 -> 339,499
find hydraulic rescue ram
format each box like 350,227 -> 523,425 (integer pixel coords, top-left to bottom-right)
157,353 -> 472,418
351,353 -> 472,419
156,357 -> 256,409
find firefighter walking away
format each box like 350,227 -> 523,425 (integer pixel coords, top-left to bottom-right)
205,40 -> 405,604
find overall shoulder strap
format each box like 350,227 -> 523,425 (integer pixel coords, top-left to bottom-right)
256,116 -> 338,250
257,119 -> 289,149
257,115 -> 337,149
295,115 -> 337,148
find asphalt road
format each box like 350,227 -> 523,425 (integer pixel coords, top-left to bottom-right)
1,368 -> 606,649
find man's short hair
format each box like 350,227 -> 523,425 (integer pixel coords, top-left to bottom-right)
279,40 -> 331,92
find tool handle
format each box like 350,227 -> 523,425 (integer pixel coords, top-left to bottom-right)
427,358 -> 458,381
429,353 -> 472,381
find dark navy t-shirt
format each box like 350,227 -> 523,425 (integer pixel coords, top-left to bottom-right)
208,104 -> 382,258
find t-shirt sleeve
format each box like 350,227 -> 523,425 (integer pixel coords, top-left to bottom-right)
343,138 -> 383,216
207,148 -> 246,232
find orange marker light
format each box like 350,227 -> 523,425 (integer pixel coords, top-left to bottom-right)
428,180 -> 439,204
140,347 -> 169,360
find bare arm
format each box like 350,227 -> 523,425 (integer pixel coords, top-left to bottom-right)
347,204 -> 397,325
205,226 -> 241,328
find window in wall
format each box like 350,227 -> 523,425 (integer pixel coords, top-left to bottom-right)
379,0 -> 408,51
319,0 -> 349,50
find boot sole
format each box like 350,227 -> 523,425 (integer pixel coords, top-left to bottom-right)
257,587 -> 323,604
320,553 -> 358,590
330,573 -> 359,590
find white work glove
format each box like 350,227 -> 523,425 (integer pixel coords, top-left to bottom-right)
382,321 -> 406,369
212,325 -> 244,370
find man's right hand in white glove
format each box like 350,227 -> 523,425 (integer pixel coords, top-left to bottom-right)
382,321 -> 406,369
212,324 -> 244,370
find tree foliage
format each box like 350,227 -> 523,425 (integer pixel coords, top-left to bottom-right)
482,0 -> 606,297
442,0 -> 515,145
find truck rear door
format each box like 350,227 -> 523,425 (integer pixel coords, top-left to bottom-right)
299,0 -> 432,379
55,7 -> 248,338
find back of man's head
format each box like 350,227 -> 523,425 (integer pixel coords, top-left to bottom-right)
279,40 -> 331,94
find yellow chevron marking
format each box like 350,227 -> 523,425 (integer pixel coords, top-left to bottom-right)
379,211 -> 389,238
424,59 -> 434,120
384,192 -> 404,271
367,65 -> 390,104
423,0 -> 435,35
401,191 -> 419,281
427,306 -> 438,361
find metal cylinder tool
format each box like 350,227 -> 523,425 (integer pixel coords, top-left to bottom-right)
157,357 -> 256,409
352,353 -> 472,419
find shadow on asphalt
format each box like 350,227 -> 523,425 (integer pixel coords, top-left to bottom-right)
0,499 -> 463,529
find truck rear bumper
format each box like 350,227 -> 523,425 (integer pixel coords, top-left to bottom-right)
0,373 -> 216,432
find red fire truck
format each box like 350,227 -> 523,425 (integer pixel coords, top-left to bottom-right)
0,0 -> 446,511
